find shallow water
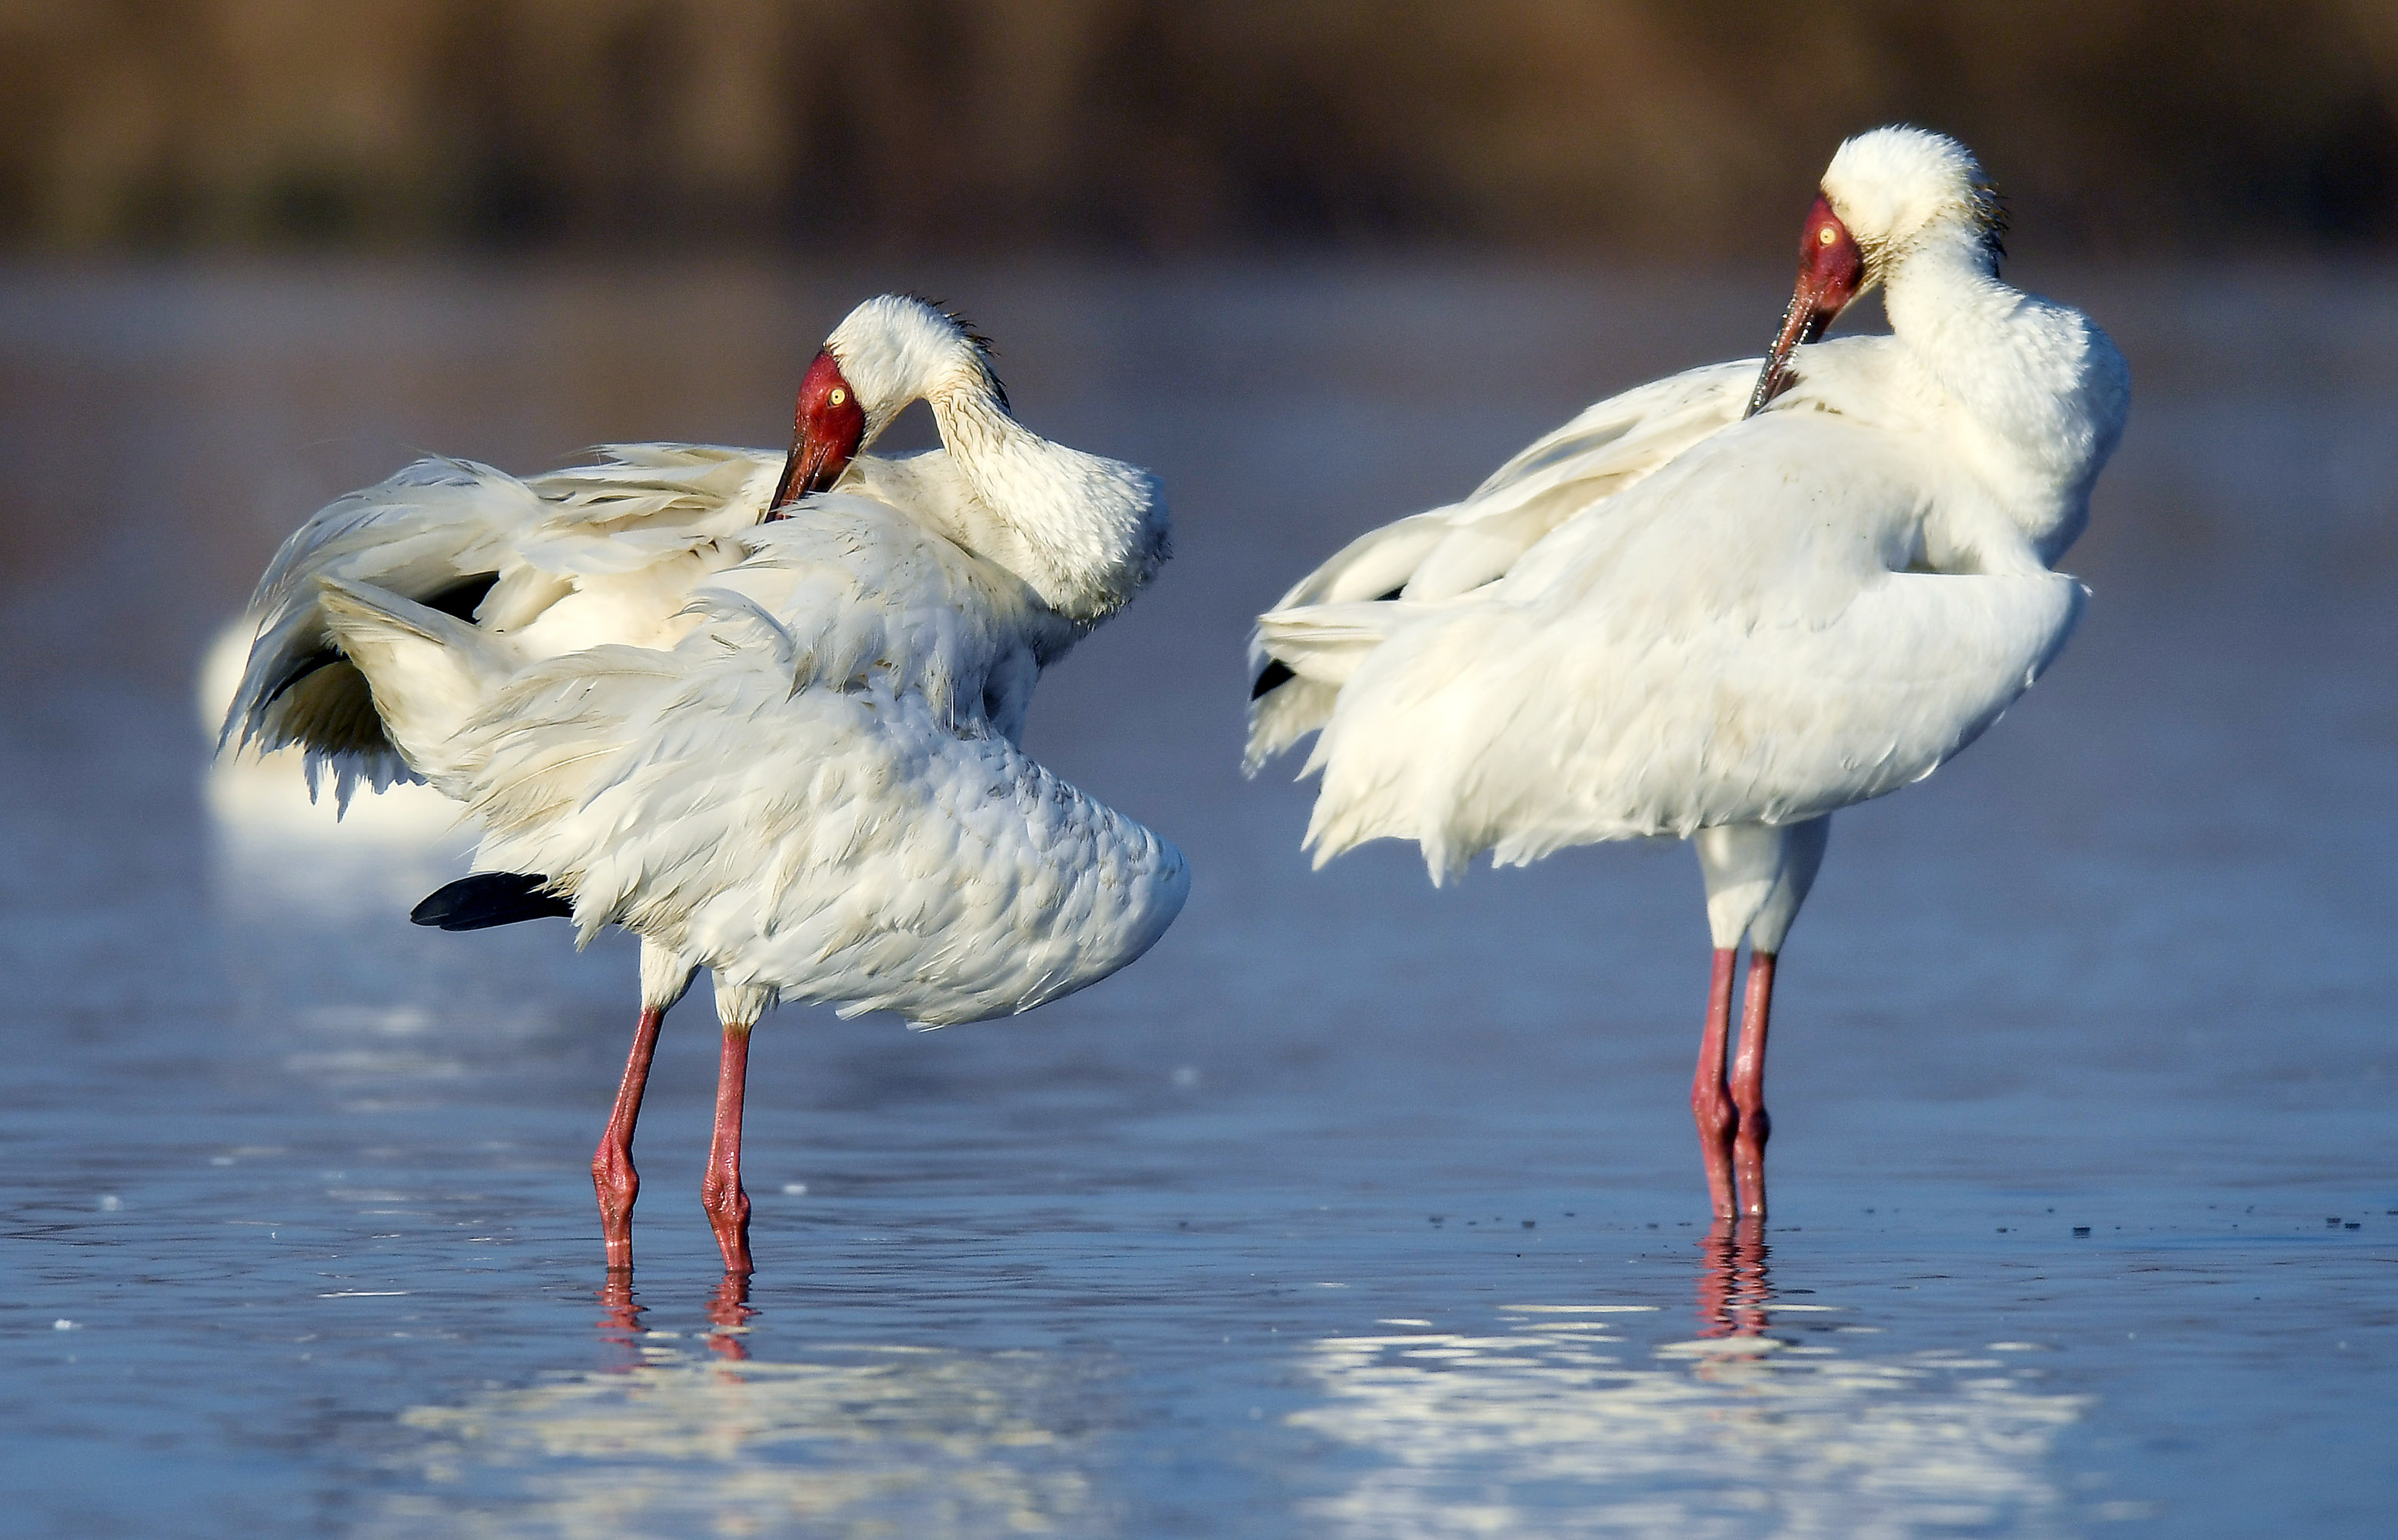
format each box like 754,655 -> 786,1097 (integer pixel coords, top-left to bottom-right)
2,258 -> 2394,1538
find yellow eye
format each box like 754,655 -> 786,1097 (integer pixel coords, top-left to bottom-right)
828,387 -> 848,407
1818,226 -> 1837,244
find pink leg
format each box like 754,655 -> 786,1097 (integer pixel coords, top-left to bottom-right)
701,1023 -> 754,1276
1730,951 -> 1778,1218
592,1006 -> 665,1271
1690,947 -> 1740,1218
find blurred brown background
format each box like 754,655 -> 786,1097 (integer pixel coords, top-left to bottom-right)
4,0 -> 2396,256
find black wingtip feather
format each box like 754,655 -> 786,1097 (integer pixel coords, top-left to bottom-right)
421,571 -> 501,623
411,873 -> 572,930
1250,660 -> 1296,700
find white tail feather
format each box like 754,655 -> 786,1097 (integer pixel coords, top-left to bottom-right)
315,577 -> 521,788
1254,602 -> 1407,688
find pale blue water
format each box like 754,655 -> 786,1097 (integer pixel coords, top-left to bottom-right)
2,259 -> 2393,1537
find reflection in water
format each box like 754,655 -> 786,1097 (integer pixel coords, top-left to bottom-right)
368,1279 -> 1114,1540
1291,1224 -> 2085,1539
199,614 -> 591,1055
1697,1217 -> 1772,1340
702,1272 -> 758,1362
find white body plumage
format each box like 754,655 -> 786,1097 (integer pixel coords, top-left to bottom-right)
1250,131 -> 2128,896
323,493 -> 1185,1028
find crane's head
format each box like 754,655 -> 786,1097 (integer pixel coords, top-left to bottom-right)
1747,126 -> 2000,417
770,295 -> 1006,516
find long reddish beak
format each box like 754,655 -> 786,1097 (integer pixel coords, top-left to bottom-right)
1745,195 -> 1866,418
769,430 -> 844,514
768,348 -> 866,517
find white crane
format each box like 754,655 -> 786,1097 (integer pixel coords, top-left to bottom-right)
227,296 -> 1184,1273
1246,128 -> 2128,1219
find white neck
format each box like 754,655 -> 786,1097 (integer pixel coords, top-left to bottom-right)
921,374 -> 1166,623
1884,227 -> 2027,436
1883,222 -> 2128,559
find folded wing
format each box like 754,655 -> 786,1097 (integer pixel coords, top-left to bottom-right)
1245,359 -> 1753,770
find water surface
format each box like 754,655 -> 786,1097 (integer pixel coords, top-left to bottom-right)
2,258 -> 2393,1537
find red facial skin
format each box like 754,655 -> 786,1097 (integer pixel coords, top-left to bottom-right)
1744,194 -> 1868,417
769,348 -> 868,516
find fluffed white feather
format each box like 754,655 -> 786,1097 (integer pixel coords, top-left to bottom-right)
222,447 -> 783,806
1242,360 -> 1754,772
